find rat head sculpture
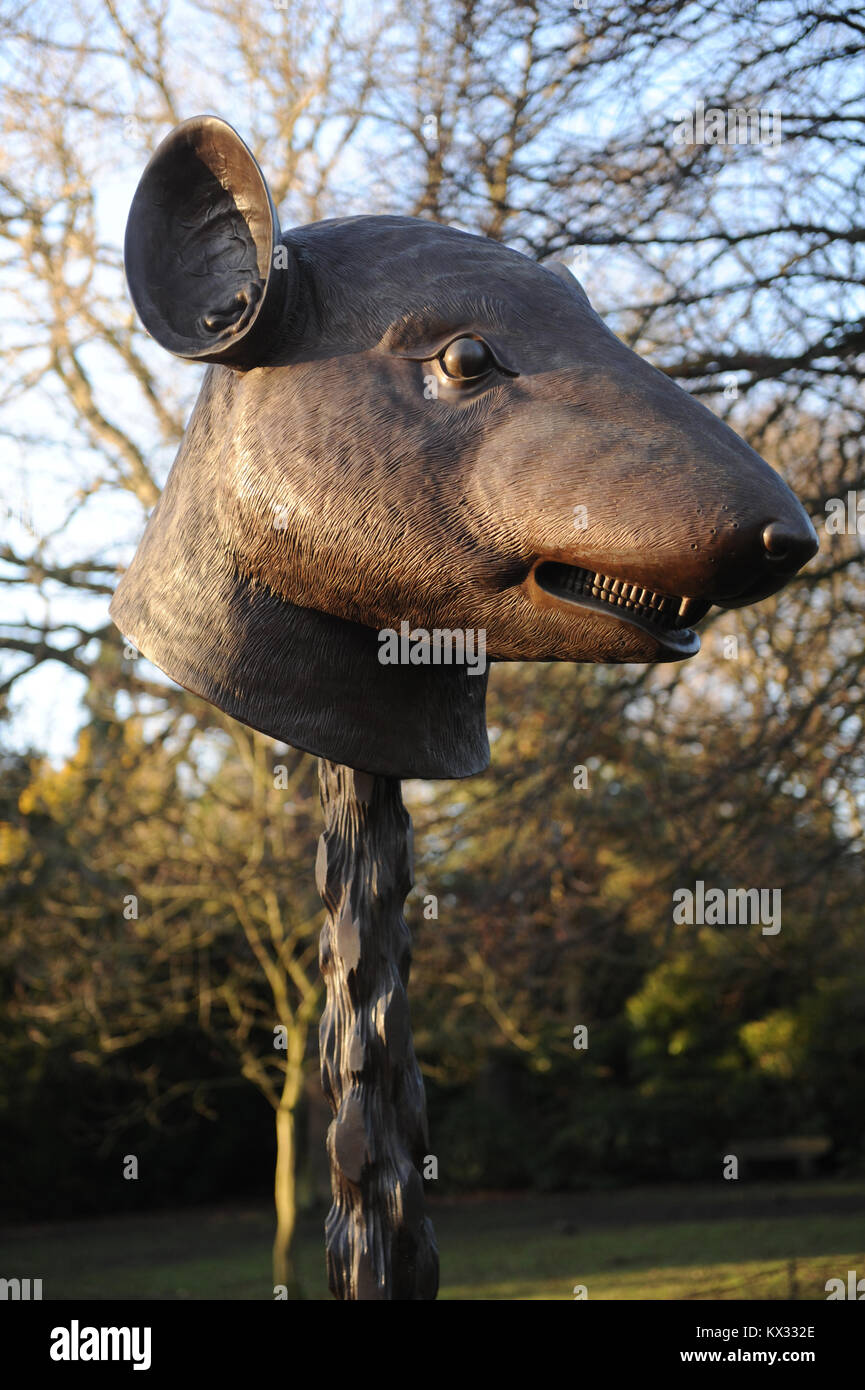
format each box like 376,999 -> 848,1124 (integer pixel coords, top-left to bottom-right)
111,115 -> 818,778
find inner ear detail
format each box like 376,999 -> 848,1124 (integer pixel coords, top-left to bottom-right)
124,115 -> 297,367
201,281 -> 263,336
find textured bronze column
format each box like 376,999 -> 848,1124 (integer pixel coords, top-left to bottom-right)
316,759 -> 438,1300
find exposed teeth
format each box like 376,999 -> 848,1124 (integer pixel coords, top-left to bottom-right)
535,562 -> 708,635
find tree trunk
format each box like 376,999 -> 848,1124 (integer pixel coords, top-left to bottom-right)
272,1071 -> 302,1298
316,759 -> 438,1300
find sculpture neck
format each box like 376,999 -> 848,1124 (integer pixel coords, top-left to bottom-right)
110,500 -> 490,779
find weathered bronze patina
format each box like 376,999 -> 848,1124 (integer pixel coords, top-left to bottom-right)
112,116 -> 818,1301
114,115 -> 816,780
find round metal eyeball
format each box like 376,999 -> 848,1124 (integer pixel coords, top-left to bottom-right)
440,336 -> 494,380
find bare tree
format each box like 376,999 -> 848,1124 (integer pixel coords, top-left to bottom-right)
2,0 -> 863,1286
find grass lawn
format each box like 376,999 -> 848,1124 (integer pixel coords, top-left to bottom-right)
3,1181 -> 863,1301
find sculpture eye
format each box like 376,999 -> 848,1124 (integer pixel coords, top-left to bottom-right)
439,336 -> 495,380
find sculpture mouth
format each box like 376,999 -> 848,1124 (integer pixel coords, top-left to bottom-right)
533,560 -> 712,653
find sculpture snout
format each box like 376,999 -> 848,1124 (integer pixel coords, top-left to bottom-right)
544,349 -> 819,612
504,349 -> 819,664
716,510 -> 819,608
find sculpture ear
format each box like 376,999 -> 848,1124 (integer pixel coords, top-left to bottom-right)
124,115 -> 296,367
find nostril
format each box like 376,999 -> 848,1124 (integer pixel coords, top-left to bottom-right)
762,522 -> 790,561
761,520 -> 818,569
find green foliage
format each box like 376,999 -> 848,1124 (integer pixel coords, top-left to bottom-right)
0,705 -> 322,1219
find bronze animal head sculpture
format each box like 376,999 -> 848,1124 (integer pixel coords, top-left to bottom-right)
112,115 -> 818,778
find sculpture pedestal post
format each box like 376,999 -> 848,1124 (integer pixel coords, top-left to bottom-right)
316,759 -> 439,1300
